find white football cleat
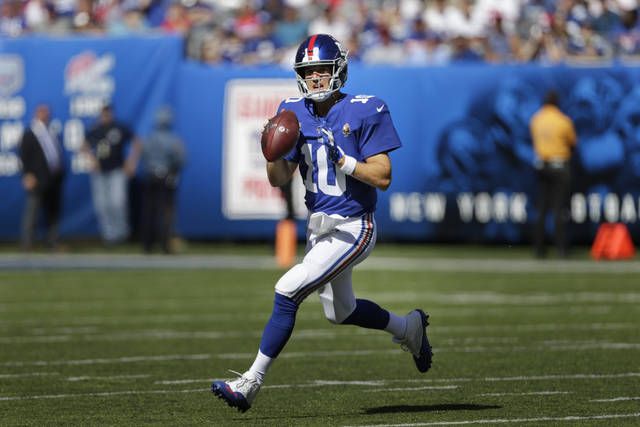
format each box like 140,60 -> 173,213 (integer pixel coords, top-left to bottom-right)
211,370 -> 261,413
393,309 -> 433,373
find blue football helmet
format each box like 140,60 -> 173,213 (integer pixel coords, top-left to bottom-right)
294,34 -> 348,102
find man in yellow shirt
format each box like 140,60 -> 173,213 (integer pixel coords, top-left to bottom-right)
530,90 -> 577,258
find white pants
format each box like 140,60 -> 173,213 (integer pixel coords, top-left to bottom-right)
275,212 -> 376,323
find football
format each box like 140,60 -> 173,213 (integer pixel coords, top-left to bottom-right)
261,110 -> 300,162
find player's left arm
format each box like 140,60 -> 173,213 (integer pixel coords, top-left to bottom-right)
326,98 -> 400,191
338,153 -> 391,191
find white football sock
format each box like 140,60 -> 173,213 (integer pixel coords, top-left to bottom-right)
384,311 -> 407,339
246,350 -> 273,384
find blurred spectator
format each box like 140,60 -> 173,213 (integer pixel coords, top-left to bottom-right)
161,1 -> 190,34
0,0 -> 26,37
273,5 -> 307,47
447,0 -> 485,38
24,0 -> 51,33
450,36 -> 484,62
613,7 -> 640,55
521,14 -> 568,63
308,4 -> 350,44
83,105 -> 142,246
184,2 -> 218,59
140,106 -> 185,254
530,90 -> 577,258
591,0 -> 620,37
484,12 -> 521,62
72,0 -> 102,33
19,104 -> 65,251
233,2 -> 263,41
107,2 -> 150,34
422,0 -> 450,37
199,30 -> 225,63
362,25 -> 405,64
6,0 -> 640,66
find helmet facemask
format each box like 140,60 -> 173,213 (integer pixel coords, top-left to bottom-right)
294,54 -> 348,102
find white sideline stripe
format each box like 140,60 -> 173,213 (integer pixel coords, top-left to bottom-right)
364,386 -> 458,392
216,342 -> 640,359
0,388 -> 207,401
1,354 -> 211,367
2,253 -> 640,273
66,374 -> 150,382
345,412 -> 640,427
159,373 -> 640,388
4,293 -> 640,312
0,372 -> 59,378
0,336 -> 72,343
477,391 -> 572,397
483,373 -> 640,381
590,396 -> 640,402
155,379 -> 388,387
0,306 -> 622,327
0,323 -> 636,344
1,323 -> 635,344
263,380 -> 388,389
368,291 -> 640,305
155,379 -> 213,385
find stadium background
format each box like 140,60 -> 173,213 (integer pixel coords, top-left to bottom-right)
2,0 -> 640,246
1,35 -> 639,245
2,2 -> 640,424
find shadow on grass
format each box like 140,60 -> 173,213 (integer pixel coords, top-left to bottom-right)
364,403 -> 502,414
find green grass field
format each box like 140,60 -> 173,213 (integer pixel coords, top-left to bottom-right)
1,246 -> 639,426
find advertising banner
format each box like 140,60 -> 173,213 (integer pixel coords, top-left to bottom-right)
0,36 -> 182,238
222,79 -> 305,219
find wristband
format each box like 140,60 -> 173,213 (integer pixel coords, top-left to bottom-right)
339,155 -> 357,175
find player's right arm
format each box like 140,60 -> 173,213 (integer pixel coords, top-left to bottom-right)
266,159 -> 297,187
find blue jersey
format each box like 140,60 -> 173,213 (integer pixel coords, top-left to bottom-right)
278,94 -> 402,217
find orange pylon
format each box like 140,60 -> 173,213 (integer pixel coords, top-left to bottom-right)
591,223 -> 636,260
275,219 -> 297,268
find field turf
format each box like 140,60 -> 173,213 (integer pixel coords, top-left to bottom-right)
0,245 -> 639,426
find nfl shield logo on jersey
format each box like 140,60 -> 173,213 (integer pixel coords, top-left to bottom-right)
342,123 -> 351,136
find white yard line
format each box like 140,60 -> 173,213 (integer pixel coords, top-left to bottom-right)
155,379 -> 216,385
2,254 -> 640,273
0,336 -> 73,343
0,306 -> 621,327
477,391 -> 572,397
66,374 -> 150,382
1,354 -> 211,367
483,373 -> 640,382
3,341 -> 639,367
1,323 -> 634,344
216,342 -> 640,359
367,291 -> 640,305
0,372 -> 59,378
590,396 -> 640,402
0,388 -> 207,401
3,293 -> 640,312
154,372 -> 640,388
364,386 -> 459,392
345,412 -> 640,426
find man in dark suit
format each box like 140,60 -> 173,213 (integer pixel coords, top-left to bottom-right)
19,104 -> 65,251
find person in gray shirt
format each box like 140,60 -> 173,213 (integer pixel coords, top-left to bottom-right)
140,105 -> 185,254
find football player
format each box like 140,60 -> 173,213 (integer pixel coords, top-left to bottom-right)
212,34 -> 433,412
